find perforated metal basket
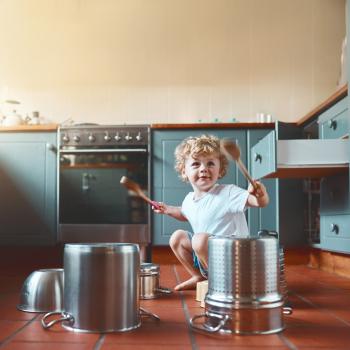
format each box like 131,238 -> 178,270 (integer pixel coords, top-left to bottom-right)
207,236 -> 281,305
190,234 -> 285,334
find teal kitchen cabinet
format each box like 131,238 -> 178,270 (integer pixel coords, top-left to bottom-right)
247,130 -> 277,239
251,122 -> 348,180
318,96 -> 350,253
0,131 -> 57,245
248,129 -> 305,247
250,113 -> 349,251
152,129 -> 246,245
319,215 -> 350,253
319,96 -> 348,140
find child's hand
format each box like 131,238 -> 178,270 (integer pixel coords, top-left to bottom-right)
247,181 -> 269,207
248,181 -> 266,198
152,202 -> 168,214
152,203 -> 186,221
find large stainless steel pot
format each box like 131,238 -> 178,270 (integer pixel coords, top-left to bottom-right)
140,263 -> 172,299
190,233 -> 285,335
42,243 -> 158,333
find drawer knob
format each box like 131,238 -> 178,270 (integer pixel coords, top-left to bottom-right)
328,120 -> 337,130
254,153 -> 262,163
46,143 -> 57,153
330,223 -> 339,234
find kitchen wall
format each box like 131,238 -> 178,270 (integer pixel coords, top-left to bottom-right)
0,0 -> 346,125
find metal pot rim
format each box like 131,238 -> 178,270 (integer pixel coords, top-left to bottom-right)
140,263 -> 160,274
64,243 -> 139,253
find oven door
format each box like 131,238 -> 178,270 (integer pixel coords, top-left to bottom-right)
58,148 -> 150,247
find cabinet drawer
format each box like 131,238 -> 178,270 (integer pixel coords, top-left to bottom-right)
320,215 -> 350,253
251,131 -> 348,179
320,174 -> 350,215
319,97 -> 349,139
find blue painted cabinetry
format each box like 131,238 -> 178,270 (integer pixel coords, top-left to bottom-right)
152,129 -> 246,245
248,129 -> 305,247
319,97 -> 348,140
318,97 -> 350,253
0,132 -> 57,245
250,131 -> 276,180
247,130 -> 276,236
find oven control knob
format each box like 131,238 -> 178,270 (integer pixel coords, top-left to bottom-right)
125,132 -> 133,141
88,134 -> 96,142
136,132 -> 142,141
104,132 -> 112,142
114,133 -> 121,141
62,134 -> 70,143
73,135 -> 80,143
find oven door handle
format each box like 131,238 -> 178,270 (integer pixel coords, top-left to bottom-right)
60,148 -> 147,153
82,173 -> 91,191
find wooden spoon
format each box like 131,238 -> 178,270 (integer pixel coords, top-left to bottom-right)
220,139 -> 258,191
120,176 -> 160,209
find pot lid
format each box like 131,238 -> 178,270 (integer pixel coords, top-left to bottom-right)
140,262 -> 160,274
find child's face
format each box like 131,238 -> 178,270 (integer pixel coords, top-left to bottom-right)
183,153 -> 221,194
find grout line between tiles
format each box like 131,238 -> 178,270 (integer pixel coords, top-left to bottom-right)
288,268 -> 350,293
93,334 -> 105,350
0,314 -> 39,349
278,333 -> 299,350
290,290 -> 350,327
173,264 -> 198,350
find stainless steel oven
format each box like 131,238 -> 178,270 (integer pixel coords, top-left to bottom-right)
58,125 -> 150,260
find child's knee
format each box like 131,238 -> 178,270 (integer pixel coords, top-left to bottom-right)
169,229 -> 187,248
192,233 -> 208,254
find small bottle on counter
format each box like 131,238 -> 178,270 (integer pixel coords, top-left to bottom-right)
29,111 -> 41,125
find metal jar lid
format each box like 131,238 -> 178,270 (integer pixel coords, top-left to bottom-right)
140,263 -> 160,276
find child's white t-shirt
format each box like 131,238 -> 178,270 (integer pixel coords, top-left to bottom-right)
181,183 -> 250,237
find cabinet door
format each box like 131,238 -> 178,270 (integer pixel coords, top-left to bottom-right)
251,131 -> 276,179
247,129 -> 277,236
248,130 -> 304,247
152,129 -> 246,245
320,174 -> 350,215
0,132 -> 57,245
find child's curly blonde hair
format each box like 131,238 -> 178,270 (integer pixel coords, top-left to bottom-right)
174,134 -> 228,182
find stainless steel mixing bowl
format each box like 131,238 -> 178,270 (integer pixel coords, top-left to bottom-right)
17,268 -> 64,313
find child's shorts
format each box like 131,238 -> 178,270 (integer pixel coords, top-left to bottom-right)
186,231 -> 208,278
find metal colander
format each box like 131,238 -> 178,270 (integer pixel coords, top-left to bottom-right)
207,236 -> 281,303
190,233 -> 285,335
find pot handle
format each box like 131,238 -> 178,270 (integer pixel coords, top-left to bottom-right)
283,306 -> 293,315
41,311 -> 74,330
258,230 -> 279,239
190,313 -> 229,333
139,307 -> 160,321
155,286 -> 172,294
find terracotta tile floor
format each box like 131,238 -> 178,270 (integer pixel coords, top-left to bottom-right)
1,263 -> 350,350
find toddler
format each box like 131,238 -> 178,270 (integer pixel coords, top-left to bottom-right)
153,134 -> 269,291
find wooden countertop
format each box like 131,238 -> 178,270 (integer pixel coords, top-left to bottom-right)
0,85 -> 347,132
296,84 -> 348,126
151,122 -> 276,129
0,124 -> 58,132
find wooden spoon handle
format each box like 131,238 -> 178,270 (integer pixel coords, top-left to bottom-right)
237,158 -> 258,191
137,191 -> 161,209
120,176 -> 161,209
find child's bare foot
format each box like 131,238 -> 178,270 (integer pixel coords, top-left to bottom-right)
174,275 -> 206,291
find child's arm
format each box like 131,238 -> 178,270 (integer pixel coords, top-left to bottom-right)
152,203 -> 188,221
246,181 -> 269,208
